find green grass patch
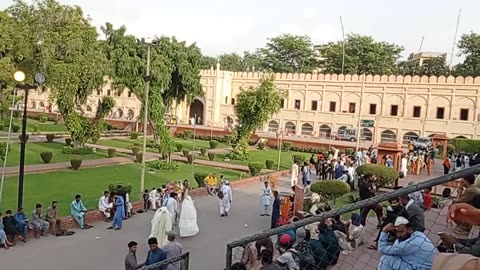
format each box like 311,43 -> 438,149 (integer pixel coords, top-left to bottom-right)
96,137 -> 229,152
0,163 -> 242,216
9,118 -> 67,132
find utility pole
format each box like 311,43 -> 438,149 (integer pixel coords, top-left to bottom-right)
140,44 -> 151,195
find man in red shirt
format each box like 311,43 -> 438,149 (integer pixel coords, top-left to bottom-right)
423,187 -> 433,210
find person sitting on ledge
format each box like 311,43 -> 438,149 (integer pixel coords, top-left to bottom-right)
3,209 -> 25,243
70,194 -> 93,229
31,203 -> 49,238
14,207 -> 29,240
46,201 -> 62,235
204,173 -> 218,196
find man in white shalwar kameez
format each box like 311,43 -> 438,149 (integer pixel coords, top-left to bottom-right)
98,191 -> 112,220
261,181 -> 272,216
179,196 -> 199,237
220,181 -> 233,217
290,161 -> 299,187
149,207 -> 173,247
165,193 -> 178,225
149,188 -> 160,210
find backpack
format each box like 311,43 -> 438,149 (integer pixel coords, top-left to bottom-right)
289,243 -> 316,270
217,190 -> 224,199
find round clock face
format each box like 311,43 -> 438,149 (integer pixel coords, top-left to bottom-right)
35,72 -> 45,84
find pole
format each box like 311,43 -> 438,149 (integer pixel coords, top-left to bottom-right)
340,16 -> 346,75
412,36 -> 424,75
355,74 -> 366,151
140,45 -> 151,195
0,88 -> 17,207
449,9 -> 462,76
192,114 -> 196,179
277,129 -> 283,171
17,87 -> 29,210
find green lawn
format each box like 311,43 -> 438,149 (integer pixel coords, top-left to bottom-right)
9,118 -> 67,132
0,163 -> 242,216
96,137 -> 229,152
198,149 -> 313,170
3,142 -> 112,167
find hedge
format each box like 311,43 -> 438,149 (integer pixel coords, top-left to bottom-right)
135,152 -> 143,163
183,130 -> 193,139
130,131 -> 139,139
224,135 -> 232,144
65,138 -> 72,146
187,153 -> 195,164
18,134 -> 29,143
258,142 -> 266,150
209,140 -> 219,149
200,148 -> 207,156
70,159 -> 82,170
108,183 -> 132,194
131,146 -> 140,155
265,160 -> 274,169
450,139 -> 480,153
63,146 -> 94,155
182,149 -> 190,157
282,141 -> 292,151
248,162 -> 264,176
176,143 -> 183,152
12,124 -> 19,133
152,160 -> 181,171
292,154 -> 307,164
39,115 -> 48,123
40,152 -> 53,164
356,164 -> 399,188
46,134 -> 55,142
194,172 -> 209,188
33,125 -> 39,132
310,180 -> 351,201
107,148 -> 116,158
207,152 -> 215,161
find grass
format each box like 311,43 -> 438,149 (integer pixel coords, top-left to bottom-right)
96,137 -> 229,152
7,118 -> 67,132
2,142 -> 113,167
0,163 -> 242,216
198,149 -> 313,170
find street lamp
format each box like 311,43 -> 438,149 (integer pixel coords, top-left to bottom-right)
14,70 -> 45,210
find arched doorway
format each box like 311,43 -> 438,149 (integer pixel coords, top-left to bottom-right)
268,120 -> 279,132
403,131 -> 419,144
319,124 -> 331,138
115,108 -> 124,119
285,121 -> 296,134
224,116 -> 233,127
455,135 -> 467,139
362,128 -> 373,142
189,99 -> 204,125
301,123 -> 313,135
128,109 -> 135,120
381,130 -> 397,142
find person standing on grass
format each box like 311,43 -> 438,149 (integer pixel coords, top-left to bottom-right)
261,181 -> 272,216
124,241 -> 145,270
108,192 -> 125,230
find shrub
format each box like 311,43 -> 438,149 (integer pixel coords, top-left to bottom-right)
107,148 -> 116,158
292,154 -> 307,164
356,164 -> 399,188
282,141 -> 292,151
12,124 -> 20,133
187,153 -> 195,164
39,116 -> 48,123
106,123 -> 113,131
209,140 -> 219,149
108,182 -> 132,194
18,134 -> 29,143
344,148 -> 354,155
130,131 -> 139,139
65,138 -> 72,146
248,162 -> 264,176
12,111 -> 20,118
46,134 -> 55,142
207,152 -> 215,161
131,146 -> 140,155
265,160 -> 274,169
91,134 -> 100,144
225,151 -> 244,160
70,159 -> 82,170
62,146 -> 94,155
176,143 -> 183,152
194,172 -> 209,188
152,161 -> 181,171
310,180 -> 351,201
33,125 -> 39,132
133,142 -> 141,147
450,139 -> 480,153
135,152 -> 143,163
200,148 -> 207,156
183,130 -> 193,139
40,152 -> 53,164
181,149 -> 188,157
258,142 -> 266,150
224,135 -> 232,144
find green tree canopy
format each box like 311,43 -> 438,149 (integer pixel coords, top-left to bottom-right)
397,56 -> 449,77
454,33 -> 480,77
324,34 -> 403,75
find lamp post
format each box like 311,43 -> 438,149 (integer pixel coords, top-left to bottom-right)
14,70 -> 45,210
140,42 -> 152,195
276,128 -> 283,171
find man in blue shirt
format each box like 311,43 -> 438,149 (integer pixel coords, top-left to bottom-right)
378,216 -> 437,270
14,207 -> 29,240
146,237 -> 167,267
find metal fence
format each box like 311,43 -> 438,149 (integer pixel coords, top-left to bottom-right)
225,165 -> 480,270
143,252 -> 190,270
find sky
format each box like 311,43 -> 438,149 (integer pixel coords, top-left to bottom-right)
2,0 -> 480,62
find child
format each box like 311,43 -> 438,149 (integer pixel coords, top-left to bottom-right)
143,189 -> 150,211
423,187 -> 433,210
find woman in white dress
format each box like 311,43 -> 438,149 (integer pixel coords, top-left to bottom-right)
261,181 -> 272,216
178,195 -> 199,237
149,207 -> 173,247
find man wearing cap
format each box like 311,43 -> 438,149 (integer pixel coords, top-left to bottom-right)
378,216 -> 437,270
220,181 -> 233,217
276,234 -> 299,270
124,241 -> 145,270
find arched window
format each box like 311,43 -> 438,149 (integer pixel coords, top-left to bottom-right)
31,101 -> 36,109
231,98 -> 236,105
116,108 -> 124,119
301,123 -> 314,135
268,120 -> 279,132
285,122 -> 296,134
381,130 -> 397,142
39,101 -> 45,108
128,109 -> 135,120
86,106 -> 92,112
362,128 -> 373,142
319,125 -> 331,138
403,131 -> 419,144
224,116 -> 234,127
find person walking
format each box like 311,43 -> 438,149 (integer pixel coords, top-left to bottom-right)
108,192 -> 125,230
220,181 -> 233,217
125,241 -> 145,270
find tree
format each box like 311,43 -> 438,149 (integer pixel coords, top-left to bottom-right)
455,33 -> 480,77
324,34 -> 403,75
231,75 -> 284,159
257,34 -> 320,73
200,55 -> 217,69
397,56 -> 449,76
217,53 -> 246,71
